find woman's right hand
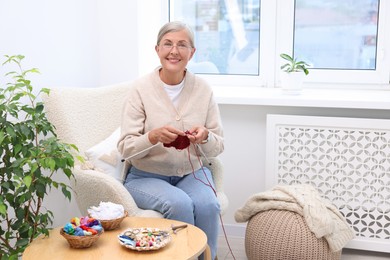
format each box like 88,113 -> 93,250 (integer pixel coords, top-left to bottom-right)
148,126 -> 186,145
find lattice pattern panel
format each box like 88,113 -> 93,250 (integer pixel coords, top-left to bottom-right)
266,115 -> 390,252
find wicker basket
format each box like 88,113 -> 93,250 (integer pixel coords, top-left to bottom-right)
60,228 -> 103,249
98,210 -> 128,231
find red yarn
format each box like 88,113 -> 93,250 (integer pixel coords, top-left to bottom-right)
163,131 -> 191,150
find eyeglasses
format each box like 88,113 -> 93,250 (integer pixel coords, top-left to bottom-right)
160,42 -> 192,51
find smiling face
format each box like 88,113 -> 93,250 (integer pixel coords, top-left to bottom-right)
155,29 -> 196,84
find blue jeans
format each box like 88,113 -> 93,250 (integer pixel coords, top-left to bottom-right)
124,166 -> 220,259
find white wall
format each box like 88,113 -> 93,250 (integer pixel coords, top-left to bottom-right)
1,0 -> 97,87
96,0 -> 138,85
0,0 -> 137,88
2,1 -> 390,238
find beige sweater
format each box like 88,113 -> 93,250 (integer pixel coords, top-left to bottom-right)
235,184 -> 355,252
117,67 -> 224,177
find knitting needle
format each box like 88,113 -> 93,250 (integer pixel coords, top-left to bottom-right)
195,144 -> 212,166
121,141 -> 212,166
121,143 -> 159,162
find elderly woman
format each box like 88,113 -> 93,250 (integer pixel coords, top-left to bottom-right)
118,21 -> 224,259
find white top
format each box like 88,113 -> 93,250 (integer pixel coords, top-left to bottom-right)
163,80 -> 185,108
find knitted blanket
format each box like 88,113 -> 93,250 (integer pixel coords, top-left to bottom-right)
235,184 -> 355,252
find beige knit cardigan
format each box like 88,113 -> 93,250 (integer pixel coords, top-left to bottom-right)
117,67 -> 224,177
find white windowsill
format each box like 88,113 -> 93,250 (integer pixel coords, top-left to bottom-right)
213,86 -> 390,110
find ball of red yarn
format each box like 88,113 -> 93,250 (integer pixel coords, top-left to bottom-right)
163,134 -> 190,150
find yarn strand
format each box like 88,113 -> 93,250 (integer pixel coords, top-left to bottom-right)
187,143 -> 236,260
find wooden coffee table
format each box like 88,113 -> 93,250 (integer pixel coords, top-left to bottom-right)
22,217 -> 211,260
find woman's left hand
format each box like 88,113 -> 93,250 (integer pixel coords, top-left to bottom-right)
186,126 -> 209,144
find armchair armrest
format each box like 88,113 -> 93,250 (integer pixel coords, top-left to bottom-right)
203,157 -> 229,215
72,165 -> 162,218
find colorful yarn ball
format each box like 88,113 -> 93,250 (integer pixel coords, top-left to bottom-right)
84,231 -> 92,236
63,216 -> 102,236
70,217 -> 80,227
88,218 -> 100,227
63,223 -> 75,235
80,216 -> 89,226
74,227 -> 84,236
91,225 -> 103,233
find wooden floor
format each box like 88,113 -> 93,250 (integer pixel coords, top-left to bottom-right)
217,236 -> 390,260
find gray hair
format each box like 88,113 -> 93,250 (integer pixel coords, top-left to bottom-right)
156,21 -> 195,48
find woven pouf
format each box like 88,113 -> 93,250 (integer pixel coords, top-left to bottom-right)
245,210 -> 342,260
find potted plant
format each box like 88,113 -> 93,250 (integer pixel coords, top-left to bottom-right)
0,55 -> 81,259
279,53 -> 310,94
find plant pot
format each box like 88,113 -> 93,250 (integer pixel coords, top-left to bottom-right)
280,72 -> 305,95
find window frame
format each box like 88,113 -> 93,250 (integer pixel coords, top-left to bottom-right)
276,0 -> 390,87
138,0 -> 390,89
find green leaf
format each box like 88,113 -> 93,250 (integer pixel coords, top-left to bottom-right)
15,238 -> 29,248
6,254 -> 20,260
280,53 -> 293,61
63,168 -> 73,178
36,182 -> 46,198
6,126 -> 16,137
30,162 -> 39,173
35,103 -> 44,114
280,64 -> 289,70
0,130 -> 4,144
24,68 -> 40,74
61,186 -> 72,200
40,88 -> 50,95
0,202 -> 7,215
14,143 -> 22,155
75,155 -> 85,163
43,158 -> 56,171
23,175 -> 32,188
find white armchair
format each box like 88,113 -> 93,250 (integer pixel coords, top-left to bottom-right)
42,82 -> 228,218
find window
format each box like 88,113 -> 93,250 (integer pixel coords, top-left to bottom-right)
277,0 -> 389,86
138,0 -> 390,88
294,0 -> 379,70
170,0 -> 260,76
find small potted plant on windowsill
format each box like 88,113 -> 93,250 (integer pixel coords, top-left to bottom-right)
280,53 -> 310,94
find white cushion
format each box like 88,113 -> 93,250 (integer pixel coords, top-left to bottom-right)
84,127 -> 123,181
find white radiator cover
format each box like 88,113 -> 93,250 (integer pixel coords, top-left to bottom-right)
266,114 -> 390,253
